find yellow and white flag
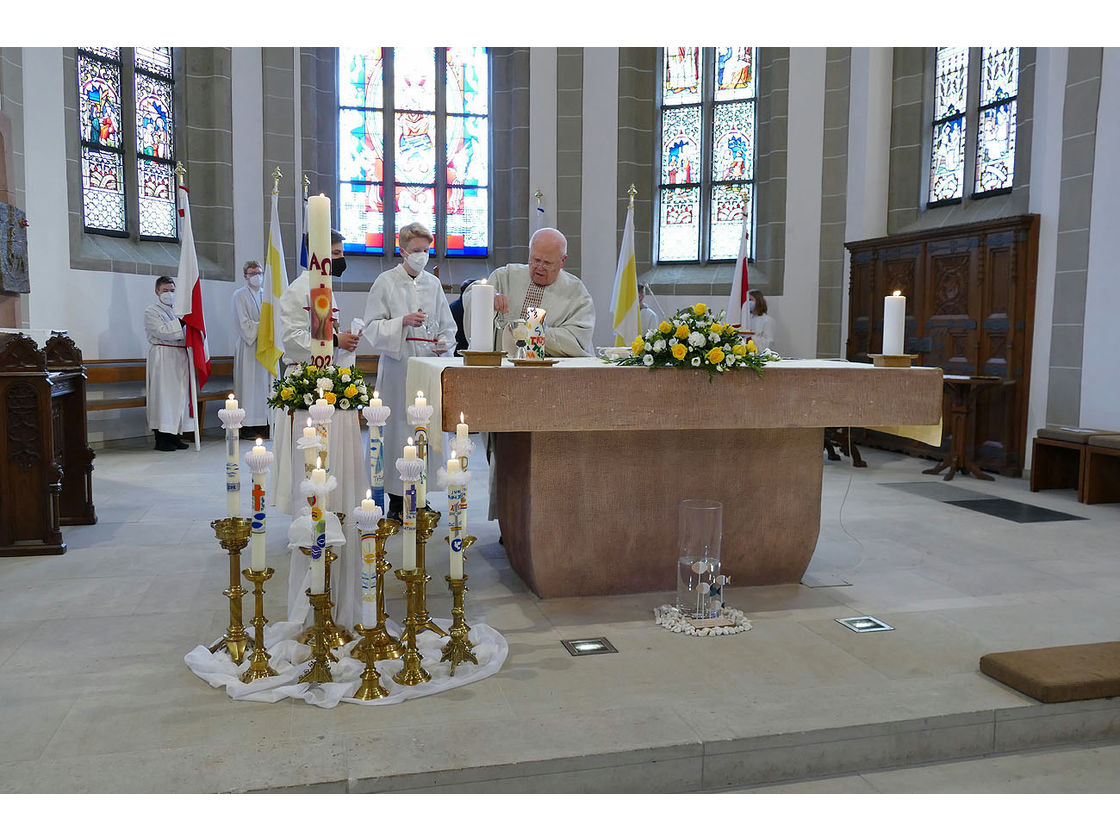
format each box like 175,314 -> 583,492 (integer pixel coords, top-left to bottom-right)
610,204 -> 639,346
257,188 -> 288,377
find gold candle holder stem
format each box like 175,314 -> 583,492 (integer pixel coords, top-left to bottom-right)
352,624 -> 391,700
414,507 -> 447,638
241,568 -> 279,682
209,517 -> 253,664
392,568 -> 431,685
361,518 -> 403,661
441,572 -> 478,676
297,512 -> 353,649
298,590 -> 338,684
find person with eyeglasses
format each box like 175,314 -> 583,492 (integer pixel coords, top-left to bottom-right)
231,260 -> 273,440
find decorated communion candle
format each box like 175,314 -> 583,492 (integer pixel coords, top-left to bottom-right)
249,441 -> 267,572
225,416 -> 240,517
448,453 -> 465,579
307,194 -> 333,367
883,290 -> 906,356
302,419 -> 318,471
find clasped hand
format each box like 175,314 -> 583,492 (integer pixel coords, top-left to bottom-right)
402,311 -> 426,328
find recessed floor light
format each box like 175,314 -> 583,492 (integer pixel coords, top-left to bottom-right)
836,616 -> 894,633
561,637 -> 618,656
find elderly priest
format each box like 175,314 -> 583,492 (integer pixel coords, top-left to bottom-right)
465,227 -> 595,357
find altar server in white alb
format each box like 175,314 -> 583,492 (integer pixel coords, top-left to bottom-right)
362,221 -> 456,520
144,275 -> 193,451
231,260 -> 272,440
466,226 -> 595,357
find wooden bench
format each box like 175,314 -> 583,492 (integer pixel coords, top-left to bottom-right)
86,356 -> 235,423
1084,434 -> 1120,505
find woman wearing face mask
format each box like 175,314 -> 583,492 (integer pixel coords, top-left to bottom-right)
746,289 -> 775,353
231,260 -> 273,439
144,276 -> 193,451
362,222 -> 457,520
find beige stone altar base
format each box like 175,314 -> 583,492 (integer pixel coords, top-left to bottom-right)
409,358 -> 943,598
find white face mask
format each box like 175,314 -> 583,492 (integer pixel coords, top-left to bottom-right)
159,291 -> 175,307
405,251 -> 429,273
748,299 -> 756,313
246,273 -> 262,289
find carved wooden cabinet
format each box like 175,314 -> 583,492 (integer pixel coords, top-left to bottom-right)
845,215 -> 1039,476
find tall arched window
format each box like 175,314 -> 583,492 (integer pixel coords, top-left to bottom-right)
337,47 -> 490,257
77,46 -> 178,240
656,47 -> 756,264
929,46 -> 1019,206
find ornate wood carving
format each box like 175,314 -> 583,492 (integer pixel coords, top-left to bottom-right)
45,333 -> 83,370
0,332 -> 47,371
6,381 -> 40,471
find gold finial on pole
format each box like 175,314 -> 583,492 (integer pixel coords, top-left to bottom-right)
627,183 -> 637,210
272,166 -> 283,194
534,188 -> 543,207
302,175 -> 310,201
175,161 -> 186,187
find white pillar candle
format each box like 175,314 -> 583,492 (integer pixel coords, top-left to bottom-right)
361,490 -> 377,512
310,553 -> 326,594
456,413 -> 469,448
883,291 -> 906,356
414,391 -> 427,409
467,280 -> 495,352
252,439 -> 266,456
225,394 -> 238,411
249,472 -> 267,571
447,456 -> 462,475
225,429 -> 240,517
404,439 -> 418,460
307,194 -> 333,368
402,481 -> 417,571
370,391 -> 382,408
360,531 -> 377,626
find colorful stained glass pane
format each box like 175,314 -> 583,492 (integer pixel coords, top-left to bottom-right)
447,116 -> 488,187
934,47 -> 969,120
445,187 -> 489,256
446,47 -> 488,115
339,107 -> 384,182
78,53 -> 123,149
929,115 -> 965,202
80,47 -> 119,61
394,186 -> 436,250
976,100 -> 1017,193
339,182 -> 385,254
714,48 -> 754,101
135,47 -> 172,78
980,47 -> 1019,106
709,184 -> 751,260
134,72 -> 175,160
137,159 -> 177,238
395,48 -> 435,112
339,47 -> 383,109
395,111 -> 435,185
712,101 -> 754,182
661,106 -> 701,186
658,187 -> 700,262
663,47 -> 701,106
81,147 -> 126,232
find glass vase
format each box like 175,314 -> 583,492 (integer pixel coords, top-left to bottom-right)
676,499 -> 722,619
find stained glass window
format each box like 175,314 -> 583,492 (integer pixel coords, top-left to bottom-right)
927,47 -> 1020,206
658,47 -> 756,263
77,47 -> 178,240
338,48 -> 490,257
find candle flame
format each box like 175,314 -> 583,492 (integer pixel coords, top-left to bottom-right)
228,393 -> 235,400
306,418 -> 313,428
316,456 -> 322,469
892,290 -> 901,297
256,438 -> 263,446
373,390 -> 379,399
407,436 -> 414,446
451,450 -> 457,459
417,391 -> 424,399
366,488 -> 372,500
318,387 -> 324,398
460,412 -> 465,423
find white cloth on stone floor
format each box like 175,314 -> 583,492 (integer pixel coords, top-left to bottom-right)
361,263 -> 456,497
144,301 -> 195,434
231,284 -> 272,426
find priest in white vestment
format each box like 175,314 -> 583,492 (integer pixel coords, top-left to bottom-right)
144,275 -> 193,451
362,221 -> 456,519
274,230 -> 364,627
231,260 -> 272,439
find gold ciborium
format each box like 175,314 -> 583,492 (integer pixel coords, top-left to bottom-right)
241,567 -> 279,682
209,517 -> 253,664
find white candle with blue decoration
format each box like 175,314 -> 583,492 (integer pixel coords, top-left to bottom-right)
218,396 -> 246,517
397,439 -> 422,571
407,393 -> 434,510
309,457 -> 329,593
362,393 -> 391,512
447,454 -> 466,578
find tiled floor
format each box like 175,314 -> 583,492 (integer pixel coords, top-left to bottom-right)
2,432 -> 1120,794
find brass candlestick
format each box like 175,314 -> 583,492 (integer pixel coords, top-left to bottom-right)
298,589 -> 338,684
352,624 -> 391,700
297,512 -> 353,648
357,517 -> 403,661
209,517 -> 253,664
441,567 -> 478,677
392,568 -> 431,685
241,567 -> 279,682
414,507 -> 447,638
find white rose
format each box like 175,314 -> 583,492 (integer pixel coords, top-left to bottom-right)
688,331 -> 706,347
691,356 -> 701,367
653,339 -> 666,352
341,374 -> 351,383
316,377 -> 333,392
643,354 -> 654,366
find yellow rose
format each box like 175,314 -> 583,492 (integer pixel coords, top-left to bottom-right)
307,365 -> 318,374
671,343 -> 688,360
746,339 -> 758,353
325,392 -> 337,404
631,336 -> 645,356
659,320 -> 672,334
692,302 -> 707,316
732,344 -> 747,357
707,347 -> 725,364
675,324 -> 690,340
340,367 -> 352,376
280,386 -> 295,400
344,384 -> 358,398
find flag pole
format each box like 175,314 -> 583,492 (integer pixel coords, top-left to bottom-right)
177,161 -> 202,452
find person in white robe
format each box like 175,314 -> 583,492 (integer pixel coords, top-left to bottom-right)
465,227 -> 595,358
231,260 -> 272,440
273,230 -> 364,628
462,227 -> 596,520
362,221 -> 456,519
144,276 -> 193,451
639,284 -> 660,336
746,289 -> 775,353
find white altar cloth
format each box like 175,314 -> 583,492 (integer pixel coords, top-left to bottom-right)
185,617 -> 508,708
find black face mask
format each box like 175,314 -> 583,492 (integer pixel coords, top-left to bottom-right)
331,256 -> 347,277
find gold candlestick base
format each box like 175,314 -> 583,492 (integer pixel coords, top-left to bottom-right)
241,568 -> 279,683
414,507 -> 447,638
393,568 -> 431,685
209,517 -> 253,664
352,624 -> 391,700
441,572 -> 478,677
298,590 -> 338,684
364,517 -> 404,661
297,540 -> 353,648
